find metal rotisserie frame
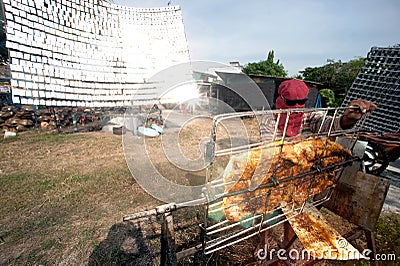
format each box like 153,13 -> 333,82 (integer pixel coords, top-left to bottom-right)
200,106 -> 368,255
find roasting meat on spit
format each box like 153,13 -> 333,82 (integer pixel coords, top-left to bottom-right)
221,137 -> 352,222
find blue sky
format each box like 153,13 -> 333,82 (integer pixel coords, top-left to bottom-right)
114,0 -> 400,76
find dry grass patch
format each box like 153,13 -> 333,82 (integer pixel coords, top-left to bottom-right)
0,131 -> 159,265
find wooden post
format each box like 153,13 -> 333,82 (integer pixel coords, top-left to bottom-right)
160,212 -> 177,266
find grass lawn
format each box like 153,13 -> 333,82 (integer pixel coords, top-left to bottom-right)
0,131 -> 162,265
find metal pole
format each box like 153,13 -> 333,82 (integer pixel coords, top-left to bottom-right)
72,113 -> 78,132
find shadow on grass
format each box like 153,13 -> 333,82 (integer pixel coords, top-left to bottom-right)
88,216 -> 161,265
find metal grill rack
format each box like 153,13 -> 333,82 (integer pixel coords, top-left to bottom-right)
342,45 -> 400,133
201,106 -> 368,255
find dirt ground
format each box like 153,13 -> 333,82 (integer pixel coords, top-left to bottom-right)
0,120 -> 399,265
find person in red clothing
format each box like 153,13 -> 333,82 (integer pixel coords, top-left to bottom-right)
260,79 -> 377,141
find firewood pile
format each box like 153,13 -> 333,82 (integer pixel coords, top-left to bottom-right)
0,103 -> 102,133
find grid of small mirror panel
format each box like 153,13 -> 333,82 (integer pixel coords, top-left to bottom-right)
4,0 -> 190,107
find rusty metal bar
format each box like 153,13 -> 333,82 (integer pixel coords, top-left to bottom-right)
123,203 -> 177,221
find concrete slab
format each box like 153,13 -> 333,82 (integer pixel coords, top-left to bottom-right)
382,159 -> 400,214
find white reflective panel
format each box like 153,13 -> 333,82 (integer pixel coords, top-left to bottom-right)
24,81 -> 32,89
37,83 -> 44,90
12,95 -> 21,104
5,12 -> 14,20
14,87 -> 27,98
11,79 -> 18,87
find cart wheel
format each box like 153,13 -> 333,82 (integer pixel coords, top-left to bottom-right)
362,141 -> 389,176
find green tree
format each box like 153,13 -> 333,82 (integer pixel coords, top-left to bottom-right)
243,50 -> 287,77
335,57 -> 365,92
300,57 -> 364,95
319,88 -> 343,107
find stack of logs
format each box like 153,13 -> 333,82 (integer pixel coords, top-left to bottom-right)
0,103 -> 102,133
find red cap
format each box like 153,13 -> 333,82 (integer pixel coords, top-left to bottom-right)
278,79 -> 309,100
